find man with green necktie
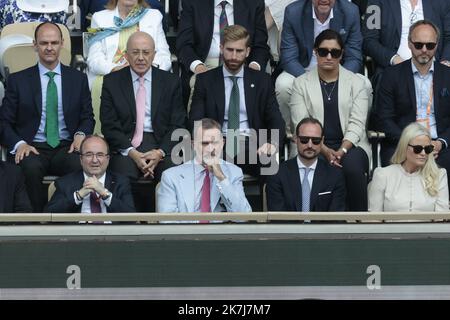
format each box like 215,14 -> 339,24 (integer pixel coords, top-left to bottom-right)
0,22 -> 95,212
189,25 -> 285,179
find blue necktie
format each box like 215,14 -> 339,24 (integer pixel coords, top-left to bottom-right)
301,167 -> 311,212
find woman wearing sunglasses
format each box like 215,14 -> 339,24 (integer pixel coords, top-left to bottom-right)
289,29 -> 372,211
368,122 -> 449,211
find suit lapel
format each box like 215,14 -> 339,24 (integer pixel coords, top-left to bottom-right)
303,4 -> 314,64
310,160 -> 326,210
329,5 -> 343,35
308,70 -> 325,123
337,66 -> 349,133
389,0 -> 402,39
405,61 -> 417,110
206,0 -> 215,51
151,68 -> 162,120
179,164 -> 196,212
31,65 -> 42,115
286,158 -> 302,211
61,65 -> 71,118
214,68 -> 226,126
243,68 -> 255,128
104,171 -> 115,192
120,68 -> 137,120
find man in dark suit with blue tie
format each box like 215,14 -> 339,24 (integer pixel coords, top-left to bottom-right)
0,22 -> 95,212
266,117 -> 346,212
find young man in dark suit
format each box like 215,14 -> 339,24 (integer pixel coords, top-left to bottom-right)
45,135 -> 135,214
189,25 -> 285,177
0,22 -> 94,212
267,117 -> 346,212
176,0 -> 269,106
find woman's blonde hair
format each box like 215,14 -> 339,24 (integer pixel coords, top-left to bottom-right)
105,0 -> 150,10
391,122 -> 440,196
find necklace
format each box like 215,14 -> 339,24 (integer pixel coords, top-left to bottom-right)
320,78 -> 337,101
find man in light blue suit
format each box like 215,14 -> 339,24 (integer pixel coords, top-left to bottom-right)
275,0 -> 362,148
157,118 -> 252,213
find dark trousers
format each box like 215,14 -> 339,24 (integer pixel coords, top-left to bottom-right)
223,136 -> 279,183
109,133 -> 175,212
381,141 -> 450,196
325,144 -> 369,211
8,141 -> 81,213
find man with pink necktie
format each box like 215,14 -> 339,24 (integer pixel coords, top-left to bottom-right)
157,118 -> 251,213
100,31 -> 186,183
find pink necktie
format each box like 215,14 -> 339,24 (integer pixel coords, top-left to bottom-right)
131,76 -> 146,148
200,169 -> 211,212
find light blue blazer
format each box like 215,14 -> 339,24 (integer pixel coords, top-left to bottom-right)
157,160 -> 252,213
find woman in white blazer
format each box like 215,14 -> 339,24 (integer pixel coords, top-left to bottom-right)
369,122 -> 449,212
289,29 -> 372,211
86,0 -> 171,133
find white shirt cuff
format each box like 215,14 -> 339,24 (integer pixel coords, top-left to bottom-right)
249,61 -> 261,70
190,60 -> 204,73
120,147 -> 134,156
390,54 -> 398,66
10,140 -> 26,154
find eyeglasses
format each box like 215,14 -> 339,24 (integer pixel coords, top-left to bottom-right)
408,144 -> 434,154
411,42 -> 437,50
316,48 -> 343,58
80,152 -> 109,160
297,136 -> 322,145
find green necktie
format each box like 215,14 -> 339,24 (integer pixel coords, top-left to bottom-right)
45,71 -> 59,148
227,76 -> 240,158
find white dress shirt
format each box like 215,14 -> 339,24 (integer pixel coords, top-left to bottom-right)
306,5 -> 334,71
395,0 -> 424,62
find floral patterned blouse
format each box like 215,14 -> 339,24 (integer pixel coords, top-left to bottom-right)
0,0 -> 67,29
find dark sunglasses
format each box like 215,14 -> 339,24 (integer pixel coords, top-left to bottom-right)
316,48 -> 342,58
408,144 -> 434,154
411,42 -> 437,50
298,136 -> 322,145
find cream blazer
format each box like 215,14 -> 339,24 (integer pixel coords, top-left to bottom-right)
289,65 -> 372,161
368,164 -> 449,212
87,6 -> 171,86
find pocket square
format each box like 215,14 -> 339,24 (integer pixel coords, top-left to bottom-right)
339,28 -> 346,35
318,191 -> 332,195
441,88 -> 449,97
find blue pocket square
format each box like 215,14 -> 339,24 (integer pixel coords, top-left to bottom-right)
441,88 -> 450,97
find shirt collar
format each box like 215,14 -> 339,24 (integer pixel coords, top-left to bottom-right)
215,0 -> 233,7
38,62 -> 61,76
411,59 -> 434,76
297,156 -> 318,171
83,172 -> 107,186
223,65 -> 244,79
312,4 -> 334,25
130,67 -> 152,83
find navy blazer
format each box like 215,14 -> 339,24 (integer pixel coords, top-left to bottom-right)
266,157 -> 346,212
0,162 -> 32,213
44,170 -> 136,213
189,66 -> 286,147
377,60 -> 450,145
176,0 -> 269,73
0,64 -> 94,150
362,0 -> 450,72
280,0 -> 363,77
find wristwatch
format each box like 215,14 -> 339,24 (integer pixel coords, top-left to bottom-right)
341,147 -> 348,154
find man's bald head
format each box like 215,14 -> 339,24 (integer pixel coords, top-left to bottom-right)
125,32 -> 156,76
